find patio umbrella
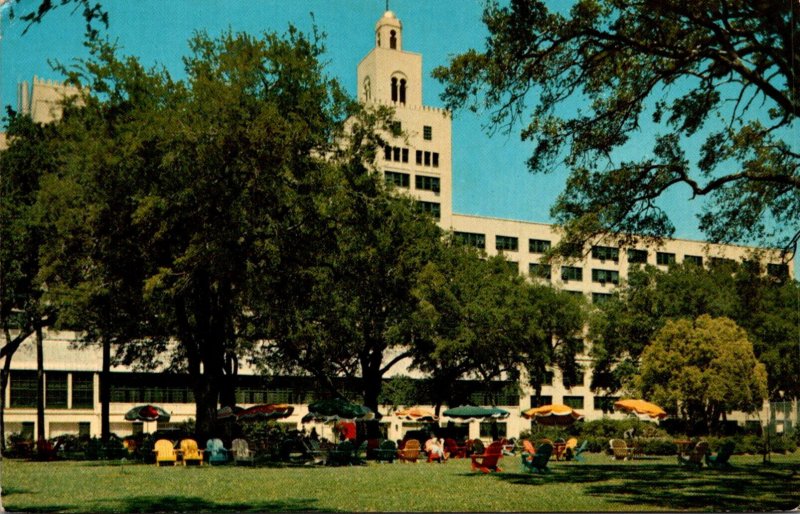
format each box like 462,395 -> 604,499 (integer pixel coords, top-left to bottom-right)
394,406 -> 438,422
441,405 -> 510,422
614,399 -> 667,420
522,403 -> 583,426
216,405 -> 244,420
124,404 -> 171,423
236,403 -> 295,422
301,398 -> 378,422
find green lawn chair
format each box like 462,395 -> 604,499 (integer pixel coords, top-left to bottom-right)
705,441 -> 735,469
521,442 -> 552,473
569,439 -> 588,462
678,441 -> 708,470
206,438 -> 229,465
374,439 -> 397,463
327,440 -> 355,466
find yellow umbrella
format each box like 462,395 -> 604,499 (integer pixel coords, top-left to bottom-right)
522,403 -> 583,426
395,406 -> 438,421
613,399 -> 667,420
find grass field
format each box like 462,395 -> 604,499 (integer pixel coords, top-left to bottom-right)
2,452 -> 799,512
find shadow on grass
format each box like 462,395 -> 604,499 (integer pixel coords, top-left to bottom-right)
11,495 -> 338,513
494,461 -> 800,511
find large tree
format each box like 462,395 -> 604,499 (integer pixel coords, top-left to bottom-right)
36,27 -> 351,440
410,238 -> 586,413
637,315 -> 767,434
434,0 -> 799,260
589,260 -> 799,399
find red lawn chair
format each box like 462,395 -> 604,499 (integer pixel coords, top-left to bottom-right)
471,441 -> 504,473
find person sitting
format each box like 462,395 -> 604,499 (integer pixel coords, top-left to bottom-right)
425,435 -> 446,462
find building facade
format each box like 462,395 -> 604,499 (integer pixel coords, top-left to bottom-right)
2,10 -> 794,443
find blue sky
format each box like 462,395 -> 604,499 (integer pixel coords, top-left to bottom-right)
1,0 -> 793,275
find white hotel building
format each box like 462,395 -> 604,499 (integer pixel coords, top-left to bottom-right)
2,10 -> 794,442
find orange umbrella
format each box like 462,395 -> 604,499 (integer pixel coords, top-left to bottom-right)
394,406 -> 438,421
523,404 -> 583,426
614,399 -> 667,420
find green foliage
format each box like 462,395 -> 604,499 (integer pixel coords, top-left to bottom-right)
435,0 -> 799,260
590,262 -> 799,399
637,315 -> 768,433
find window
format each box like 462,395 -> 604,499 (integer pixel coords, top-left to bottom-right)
627,249 -> 648,264
362,77 -> 371,101
423,125 -> 432,140
592,292 -> 612,304
399,79 -> 406,104
529,263 -> 552,280
561,266 -> 583,282
424,151 -> 431,166
529,395 -> 553,408
454,231 -> 485,249
10,371 -> 37,408
592,245 -> 619,262
479,421 -> 506,438
391,77 -> 398,102
432,153 -> 439,167
656,252 -> 676,266
592,269 -> 619,285
415,150 -> 422,165
392,147 -> 401,162
72,373 -> 94,409
684,255 -> 703,266
594,396 -> 619,414
390,30 -> 397,49
384,145 -> 392,160
496,235 -> 518,252
46,372 -> 68,409
416,201 -> 441,220
768,263 -> 789,280
504,261 -> 519,274
78,422 -> 91,438
415,175 -> 440,192
710,257 -> 735,267
385,171 -> 409,188
563,396 -> 584,409
401,148 -> 409,163
565,290 -> 584,297
21,422 -> 34,440
562,372 -> 584,388
529,239 -> 551,254
110,373 -> 194,404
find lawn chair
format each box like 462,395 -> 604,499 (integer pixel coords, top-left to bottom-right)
374,439 -> 397,463
609,439 -> 631,460
521,442 -> 552,473
302,438 -> 328,465
520,439 -> 537,464
153,439 -> 178,466
328,440 -> 355,466
705,441 -> 735,469
398,439 -> 420,463
678,441 -> 709,469
231,438 -> 254,466
205,438 -> 229,465
444,438 -> 465,458
570,439 -> 588,462
564,438 -> 578,459
179,438 -> 204,466
471,441 -> 504,473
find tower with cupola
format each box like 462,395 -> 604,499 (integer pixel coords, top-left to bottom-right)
357,10 -> 453,227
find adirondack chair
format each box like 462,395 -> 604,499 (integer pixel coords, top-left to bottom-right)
678,441 -> 709,469
179,438 -> 204,466
609,439 -> 631,460
231,438 -> 254,465
301,438 -> 328,465
444,438 -> 465,458
705,441 -> 735,469
471,441 -> 504,473
521,442 -> 553,473
354,440 -> 369,464
374,439 -> 397,463
327,440 -> 355,466
205,438 -> 229,465
153,439 -> 178,466
520,439 -> 537,464
570,439 -> 589,462
398,439 -> 421,463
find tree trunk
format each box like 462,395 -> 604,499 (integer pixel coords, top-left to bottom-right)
192,377 -> 219,443
0,357 -> 12,453
100,337 -> 110,442
35,325 -> 44,444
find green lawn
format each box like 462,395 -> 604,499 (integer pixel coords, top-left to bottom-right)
2,452 -> 799,512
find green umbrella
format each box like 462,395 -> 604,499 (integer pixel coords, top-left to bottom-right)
302,398 -> 377,422
442,405 -> 509,422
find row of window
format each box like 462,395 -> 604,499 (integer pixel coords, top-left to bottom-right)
530,395 -> 621,412
384,171 -> 440,192
9,371 -> 94,409
531,265 -> 619,284
383,146 -> 440,168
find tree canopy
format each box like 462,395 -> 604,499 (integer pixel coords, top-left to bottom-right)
590,260 -> 799,399
637,315 -> 767,434
434,0 -> 799,260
